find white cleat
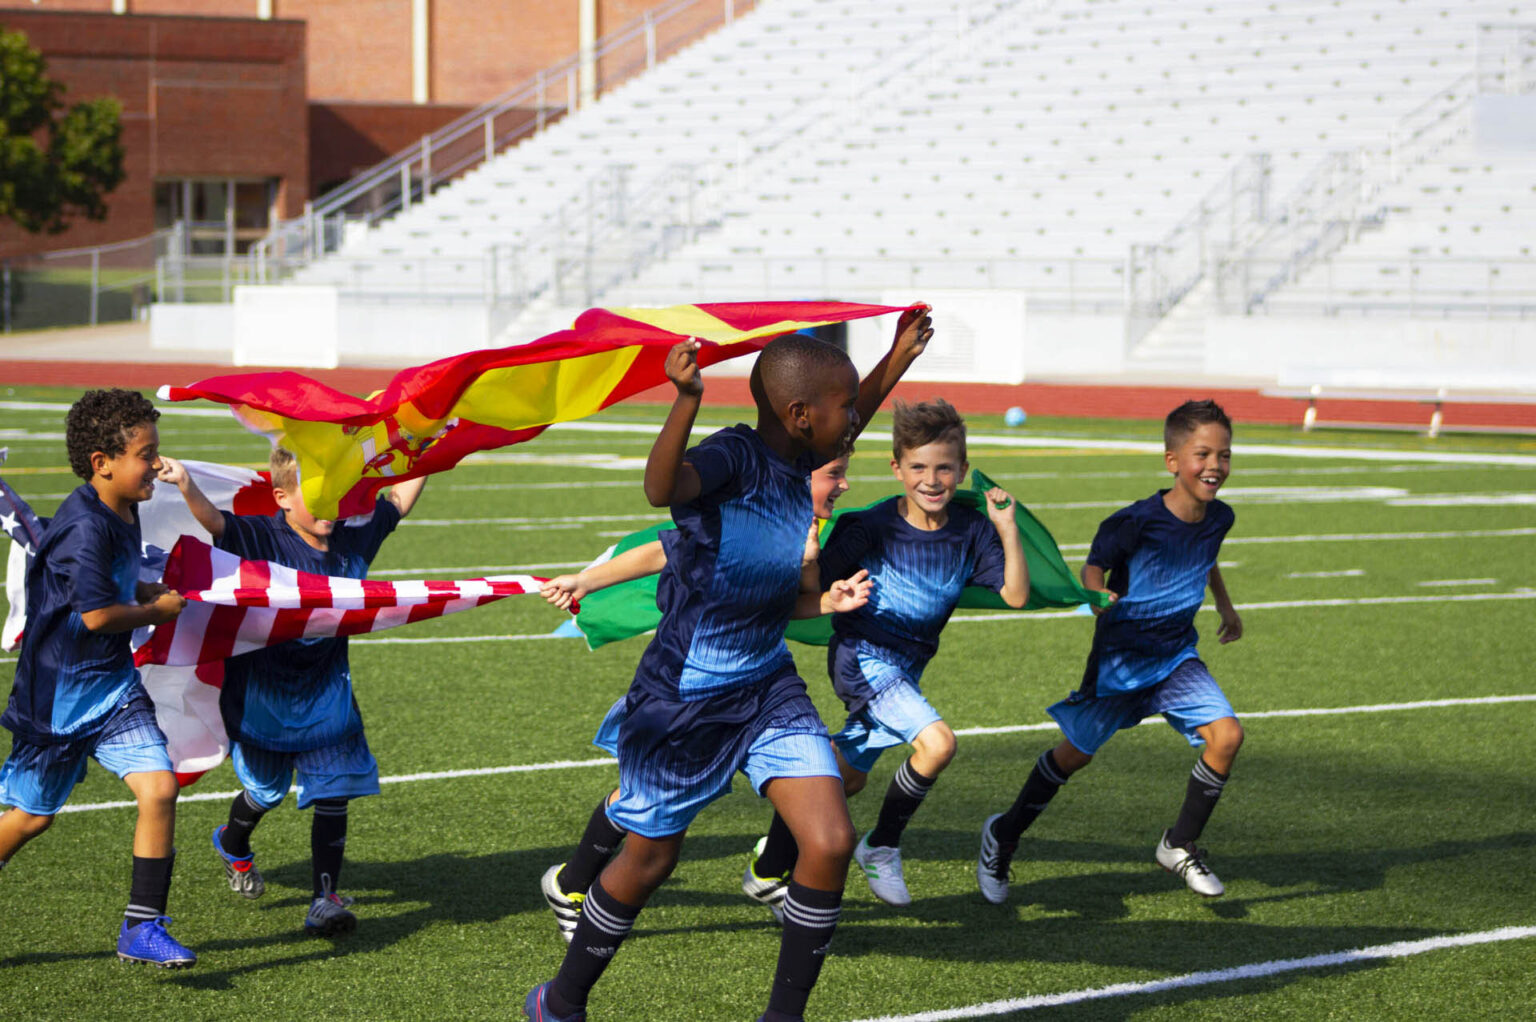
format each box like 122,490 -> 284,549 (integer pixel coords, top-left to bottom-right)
854,832 -> 912,907
741,836 -> 789,924
540,863 -> 584,944
1155,830 -> 1225,897
975,814 -> 1015,905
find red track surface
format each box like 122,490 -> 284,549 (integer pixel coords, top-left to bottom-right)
4,358 -> 1534,431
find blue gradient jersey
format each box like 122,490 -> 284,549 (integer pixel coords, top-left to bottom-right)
632,425 -> 815,701
821,497 -> 1006,672
2,486 -> 145,744
1082,491 -> 1234,695
215,499 -> 401,752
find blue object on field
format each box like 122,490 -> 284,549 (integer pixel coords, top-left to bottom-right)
1004,407 -> 1027,427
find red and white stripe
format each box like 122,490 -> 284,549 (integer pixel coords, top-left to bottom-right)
138,535 -> 549,668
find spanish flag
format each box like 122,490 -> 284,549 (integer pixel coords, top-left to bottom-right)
159,302 -> 918,520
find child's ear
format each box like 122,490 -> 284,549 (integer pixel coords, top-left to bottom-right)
786,398 -> 810,429
89,450 -> 111,477
271,486 -> 293,512
1164,450 -> 1179,474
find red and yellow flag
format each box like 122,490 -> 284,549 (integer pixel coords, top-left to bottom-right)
160,302 -> 918,520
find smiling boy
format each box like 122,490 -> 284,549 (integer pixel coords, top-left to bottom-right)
976,399 -> 1245,903
744,398 -> 1029,912
0,389 -> 193,966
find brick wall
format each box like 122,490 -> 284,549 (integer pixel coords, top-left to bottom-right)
0,9 -> 307,259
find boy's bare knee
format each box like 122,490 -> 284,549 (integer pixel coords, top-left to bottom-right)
1208,718 -> 1244,757
913,722 -> 957,771
1053,740 -> 1093,774
133,772 -> 181,807
799,818 -> 857,867
843,772 -> 868,797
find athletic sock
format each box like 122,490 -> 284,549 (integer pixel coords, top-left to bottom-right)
766,881 -> 843,1018
1166,757 -> 1228,848
549,879 -> 641,1015
221,790 -> 268,858
124,853 -> 175,926
557,793 -> 627,896
311,798 -> 348,897
993,749 -> 1070,844
754,811 -> 799,879
866,758 -> 935,848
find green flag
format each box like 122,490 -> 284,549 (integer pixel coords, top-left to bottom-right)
573,467 -> 1110,650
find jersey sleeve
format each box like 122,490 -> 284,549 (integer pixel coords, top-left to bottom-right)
57,517 -> 123,614
966,516 -> 1008,592
344,496 -> 402,565
215,510 -> 272,560
685,430 -> 749,498
818,512 -> 875,591
1086,506 -> 1140,570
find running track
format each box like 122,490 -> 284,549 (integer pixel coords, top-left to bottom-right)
4,357 -> 1534,430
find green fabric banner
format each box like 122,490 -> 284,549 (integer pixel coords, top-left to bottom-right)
573,467 -> 1110,650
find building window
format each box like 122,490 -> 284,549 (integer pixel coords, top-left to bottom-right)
153,178 -> 278,254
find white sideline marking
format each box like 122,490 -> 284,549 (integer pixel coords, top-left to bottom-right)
51,694 -> 1536,814
1286,569 -> 1365,578
1416,578 -> 1498,587
1390,493 -> 1536,507
846,926 -> 1536,1021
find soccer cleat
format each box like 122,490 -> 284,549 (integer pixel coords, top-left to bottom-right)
541,863 -> 585,944
976,813 -> 1016,905
853,831 -> 912,907
741,836 -> 789,924
211,824 -> 265,899
523,981 -> 586,1021
304,874 -> 358,937
116,916 -> 196,968
1155,830 -> 1225,897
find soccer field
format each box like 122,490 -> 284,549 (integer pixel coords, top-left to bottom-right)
1,388 -> 1533,1020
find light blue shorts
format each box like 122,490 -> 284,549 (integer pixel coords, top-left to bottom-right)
231,731 -> 380,810
0,690 -> 173,816
1048,658 -> 1236,757
607,668 -> 840,839
833,678 -> 944,775
593,695 -> 626,757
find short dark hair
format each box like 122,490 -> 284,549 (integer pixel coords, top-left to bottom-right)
751,332 -> 856,411
1164,399 -> 1232,450
65,389 -> 160,481
891,398 -> 967,462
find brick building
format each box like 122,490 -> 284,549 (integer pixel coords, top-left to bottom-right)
0,1 -> 687,259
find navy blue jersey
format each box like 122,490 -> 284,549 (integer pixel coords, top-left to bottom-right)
632,425 -> 815,701
3,485 -> 145,744
1081,491 -> 1234,695
215,498 -> 401,751
821,497 -> 1007,670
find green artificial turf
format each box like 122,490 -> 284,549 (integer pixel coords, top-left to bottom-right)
0,386 -> 1532,1020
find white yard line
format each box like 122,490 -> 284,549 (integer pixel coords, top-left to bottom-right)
846,926 -> 1536,1021
1415,578 -> 1499,587
1286,569 -> 1365,578
53,694 -> 1536,814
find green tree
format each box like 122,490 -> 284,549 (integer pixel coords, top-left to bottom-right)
0,27 -> 125,235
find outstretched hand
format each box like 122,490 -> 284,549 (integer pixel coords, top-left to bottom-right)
892,306 -> 934,363
157,455 -> 189,489
665,338 -> 703,396
825,569 -> 872,614
540,575 -> 586,612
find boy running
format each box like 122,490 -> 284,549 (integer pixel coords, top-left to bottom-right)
745,399 -> 1028,912
976,399 -> 1244,902
0,389 -> 192,966
162,446 -> 425,935
524,334 -> 874,1022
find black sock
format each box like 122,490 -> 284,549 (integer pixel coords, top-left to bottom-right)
1166,757 -> 1228,848
766,881 -> 843,1018
221,790 -> 268,858
754,811 -> 799,879
124,853 -> 175,926
311,798 -> 348,898
866,758 -> 935,848
549,879 -> 642,1015
993,749 -> 1070,844
558,793 -> 627,896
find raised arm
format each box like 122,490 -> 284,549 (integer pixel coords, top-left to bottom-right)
985,488 -> 1030,609
852,306 -> 932,438
644,340 -> 705,507
1208,564 -> 1243,643
386,475 -> 428,518
541,541 -> 669,611
159,455 -> 226,540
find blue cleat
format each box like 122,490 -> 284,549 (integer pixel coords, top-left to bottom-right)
523,982 -> 586,1021
212,825 -> 265,899
116,916 -> 196,968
